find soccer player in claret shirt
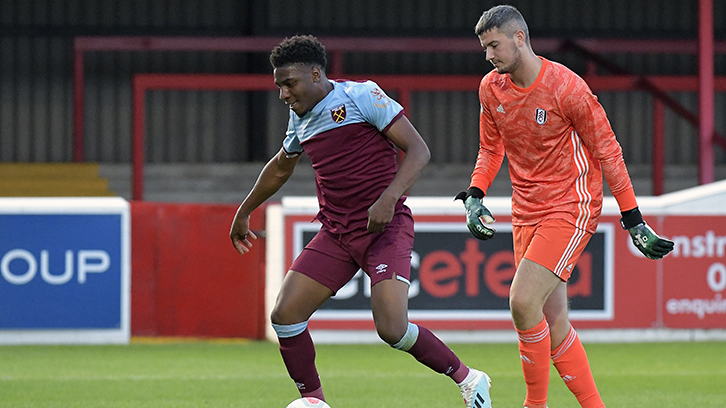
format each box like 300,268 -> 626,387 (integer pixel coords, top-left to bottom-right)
456,5 -> 674,408
230,35 -> 492,408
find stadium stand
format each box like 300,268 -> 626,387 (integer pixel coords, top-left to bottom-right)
0,163 -> 115,197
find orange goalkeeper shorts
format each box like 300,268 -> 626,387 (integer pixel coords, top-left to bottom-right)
513,218 -> 593,281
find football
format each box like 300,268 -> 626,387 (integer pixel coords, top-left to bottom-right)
285,397 -> 331,408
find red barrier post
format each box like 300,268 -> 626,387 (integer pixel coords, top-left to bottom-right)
652,99 -> 665,196
132,76 -> 146,201
72,46 -> 85,162
698,0 -> 715,185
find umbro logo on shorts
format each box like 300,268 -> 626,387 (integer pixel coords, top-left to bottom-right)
375,263 -> 388,274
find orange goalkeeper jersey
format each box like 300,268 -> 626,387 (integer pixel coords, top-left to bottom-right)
471,57 -> 636,233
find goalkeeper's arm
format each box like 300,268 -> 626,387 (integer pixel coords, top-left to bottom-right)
620,207 -> 674,260
455,187 -> 496,240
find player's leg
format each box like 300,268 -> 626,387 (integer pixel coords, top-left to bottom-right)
542,280 -> 570,348
369,277 -> 491,408
271,269 -> 334,325
365,209 -> 491,407
271,270 -> 334,401
512,219 -> 602,408
509,258 -> 562,408
369,276 -> 409,344
365,209 -> 467,380
545,284 -> 605,408
371,277 -> 467,379
271,230 -> 360,402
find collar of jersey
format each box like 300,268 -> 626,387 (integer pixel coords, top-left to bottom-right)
507,56 -> 548,93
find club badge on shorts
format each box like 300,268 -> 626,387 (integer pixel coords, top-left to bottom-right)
331,104 -> 346,123
535,108 -> 547,125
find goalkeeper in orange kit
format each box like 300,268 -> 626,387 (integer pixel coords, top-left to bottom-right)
457,5 -> 674,408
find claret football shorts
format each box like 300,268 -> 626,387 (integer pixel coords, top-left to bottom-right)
513,218 -> 593,281
290,209 -> 415,293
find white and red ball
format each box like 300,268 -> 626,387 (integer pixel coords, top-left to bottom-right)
285,397 -> 331,408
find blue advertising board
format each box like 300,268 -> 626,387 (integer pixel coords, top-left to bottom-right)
0,198 -> 130,344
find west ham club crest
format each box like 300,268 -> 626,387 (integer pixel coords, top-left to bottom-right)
331,104 -> 346,123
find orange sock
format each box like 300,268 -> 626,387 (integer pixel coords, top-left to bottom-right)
517,317 -> 551,408
551,326 -> 604,408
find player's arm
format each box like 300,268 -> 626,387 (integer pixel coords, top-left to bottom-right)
565,81 -> 673,259
456,83 -> 504,240
230,147 -> 301,254
366,115 -> 430,233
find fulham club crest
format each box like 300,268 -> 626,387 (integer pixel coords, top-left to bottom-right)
535,108 -> 547,125
331,104 -> 346,123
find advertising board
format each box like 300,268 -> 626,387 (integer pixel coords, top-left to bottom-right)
269,188 -> 726,342
0,198 -> 130,344
292,218 -> 614,330
661,216 -> 726,328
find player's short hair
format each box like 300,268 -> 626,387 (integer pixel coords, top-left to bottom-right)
269,35 -> 327,70
474,5 -> 530,44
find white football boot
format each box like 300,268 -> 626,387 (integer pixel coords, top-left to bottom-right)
458,368 -> 492,408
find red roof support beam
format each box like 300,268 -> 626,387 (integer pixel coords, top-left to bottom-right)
72,36 -> 726,163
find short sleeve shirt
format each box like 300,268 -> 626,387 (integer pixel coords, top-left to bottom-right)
283,80 -> 405,233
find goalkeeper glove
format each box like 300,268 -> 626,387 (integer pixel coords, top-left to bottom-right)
620,207 -> 674,260
455,187 -> 495,240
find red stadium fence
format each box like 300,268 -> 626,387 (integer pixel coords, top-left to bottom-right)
130,201 -> 267,339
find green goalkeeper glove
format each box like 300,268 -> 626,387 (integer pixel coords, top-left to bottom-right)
455,187 -> 495,240
621,207 -> 674,260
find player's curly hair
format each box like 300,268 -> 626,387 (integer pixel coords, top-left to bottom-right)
269,35 -> 327,70
474,5 -> 530,45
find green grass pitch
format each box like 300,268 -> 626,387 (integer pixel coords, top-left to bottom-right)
1,339 -> 724,407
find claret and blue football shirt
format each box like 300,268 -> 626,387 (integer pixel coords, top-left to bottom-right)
282,79 -> 406,233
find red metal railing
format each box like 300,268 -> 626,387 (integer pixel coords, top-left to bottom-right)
131,73 -> 482,200
130,73 -> 726,200
74,33 -> 726,199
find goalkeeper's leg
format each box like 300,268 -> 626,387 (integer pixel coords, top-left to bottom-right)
511,219 -> 598,408
545,284 -> 605,408
510,259 -> 559,408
